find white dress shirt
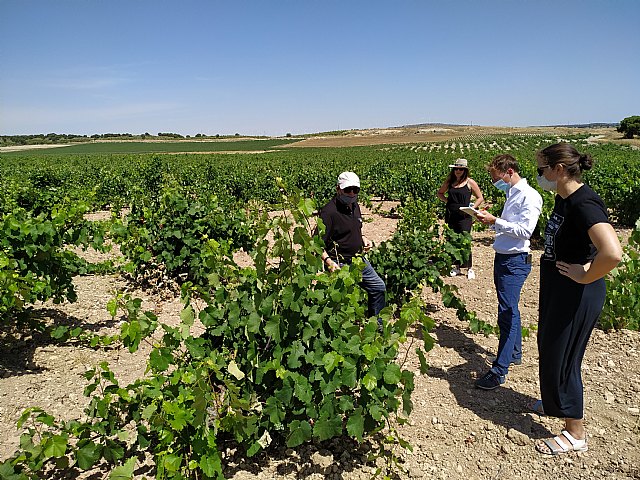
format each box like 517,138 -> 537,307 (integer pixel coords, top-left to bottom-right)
493,178 -> 543,254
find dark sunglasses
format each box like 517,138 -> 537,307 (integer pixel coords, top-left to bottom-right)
344,186 -> 360,194
453,167 -> 466,171
537,165 -> 552,176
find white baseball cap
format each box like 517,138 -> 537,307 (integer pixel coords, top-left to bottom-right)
337,171 -> 360,189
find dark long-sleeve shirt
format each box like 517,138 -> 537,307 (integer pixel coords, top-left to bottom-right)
318,196 -> 363,263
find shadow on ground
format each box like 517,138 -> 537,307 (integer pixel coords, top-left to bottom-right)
428,323 -> 552,440
0,308 -> 118,377
221,436 -> 393,480
47,437 -> 391,480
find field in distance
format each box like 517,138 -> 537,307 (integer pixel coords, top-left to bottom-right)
286,124 -> 636,148
2,124 -> 637,154
0,138 -> 300,155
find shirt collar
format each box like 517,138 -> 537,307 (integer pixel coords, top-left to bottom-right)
508,177 -> 528,195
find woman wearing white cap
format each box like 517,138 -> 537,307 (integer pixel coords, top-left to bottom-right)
437,158 -> 484,279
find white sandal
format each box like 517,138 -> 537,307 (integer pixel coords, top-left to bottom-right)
536,430 -> 588,455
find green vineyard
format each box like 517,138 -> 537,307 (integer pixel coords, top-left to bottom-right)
0,134 -> 639,479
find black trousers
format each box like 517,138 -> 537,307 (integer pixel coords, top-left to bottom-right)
538,272 -> 605,419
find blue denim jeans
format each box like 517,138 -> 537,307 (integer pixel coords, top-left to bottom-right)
491,252 -> 531,377
361,260 -> 387,317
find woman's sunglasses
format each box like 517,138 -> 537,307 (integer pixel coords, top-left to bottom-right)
343,186 -> 360,194
537,165 -> 552,176
453,167 -> 466,171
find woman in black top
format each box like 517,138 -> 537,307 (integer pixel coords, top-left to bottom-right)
534,143 -> 622,455
437,158 -> 484,278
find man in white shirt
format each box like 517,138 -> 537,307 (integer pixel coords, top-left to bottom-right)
474,154 -> 543,390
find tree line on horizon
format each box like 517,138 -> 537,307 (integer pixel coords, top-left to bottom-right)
0,132 -> 257,147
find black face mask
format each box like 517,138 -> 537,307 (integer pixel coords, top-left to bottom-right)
339,194 -> 358,206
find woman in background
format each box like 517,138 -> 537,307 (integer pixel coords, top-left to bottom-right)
437,158 -> 484,279
534,143 -> 622,455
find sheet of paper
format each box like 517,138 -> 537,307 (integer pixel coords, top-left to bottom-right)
459,206 -> 480,220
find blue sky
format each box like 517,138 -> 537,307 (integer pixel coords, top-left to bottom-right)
1,0 -> 639,136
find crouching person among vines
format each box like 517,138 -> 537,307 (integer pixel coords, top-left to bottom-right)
317,171 -> 387,319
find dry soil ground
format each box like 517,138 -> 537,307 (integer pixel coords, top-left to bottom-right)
284,125 -> 639,149
1,201 -> 638,480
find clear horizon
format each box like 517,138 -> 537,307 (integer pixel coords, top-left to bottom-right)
0,122 -> 623,139
1,0 -> 639,136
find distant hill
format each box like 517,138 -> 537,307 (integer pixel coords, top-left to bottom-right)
399,122 -> 618,129
398,122 -> 469,128
541,123 -> 618,128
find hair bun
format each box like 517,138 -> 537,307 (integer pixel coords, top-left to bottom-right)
579,153 -> 593,171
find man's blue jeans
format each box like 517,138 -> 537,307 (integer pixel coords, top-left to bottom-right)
361,260 -> 386,317
491,252 -> 531,377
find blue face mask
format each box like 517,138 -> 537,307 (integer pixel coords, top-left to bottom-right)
493,179 -> 510,192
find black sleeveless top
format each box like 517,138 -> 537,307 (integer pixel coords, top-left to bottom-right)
446,183 -> 472,217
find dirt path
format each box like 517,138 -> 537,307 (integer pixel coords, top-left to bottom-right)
1,205 -> 638,479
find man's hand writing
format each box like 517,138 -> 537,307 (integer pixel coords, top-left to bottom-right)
476,210 -> 496,225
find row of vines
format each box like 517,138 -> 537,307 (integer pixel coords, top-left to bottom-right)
2,135 -> 639,224
0,135 -> 639,479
